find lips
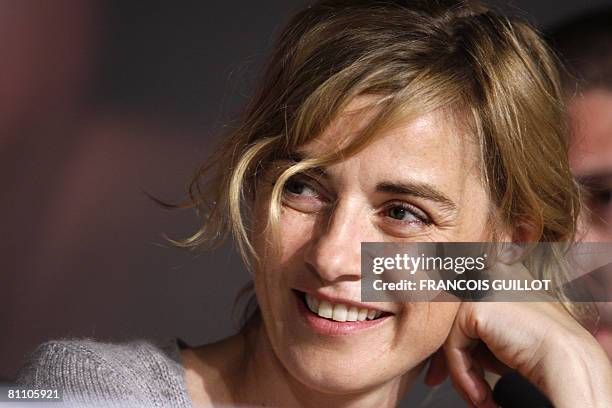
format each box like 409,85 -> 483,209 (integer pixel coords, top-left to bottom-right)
304,292 -> 383,321
293,290 -> 392,335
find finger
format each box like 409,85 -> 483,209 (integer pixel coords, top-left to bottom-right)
450,375 -> 476,407
424,348 -> 448,386
471,352 -> 496,408
444,315 -> 496,407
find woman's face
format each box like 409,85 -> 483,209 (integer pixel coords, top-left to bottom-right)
251,98 -> 495,394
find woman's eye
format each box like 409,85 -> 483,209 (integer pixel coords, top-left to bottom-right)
281,176 -> 327,213
384,203 -> 431,226
284,178 -> 318,197
388,206 -> 415,221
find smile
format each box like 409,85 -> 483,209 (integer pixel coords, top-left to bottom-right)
295,290 -> 391,321
304,292 -> 384,321
294,290 -> 392,335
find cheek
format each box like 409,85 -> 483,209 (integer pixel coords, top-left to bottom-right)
251,205 -> 316,294
263,207 -> 317,264
282,205 -> 317,232
395,303 -> 459,356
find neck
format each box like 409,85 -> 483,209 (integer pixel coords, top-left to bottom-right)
227,313 -> 419,408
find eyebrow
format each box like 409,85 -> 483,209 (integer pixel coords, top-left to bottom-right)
289,151 -> 457,211
287,151 -> 329,178
376,181 -> 457,212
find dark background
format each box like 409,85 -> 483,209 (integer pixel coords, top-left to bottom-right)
2,0 -> 611,404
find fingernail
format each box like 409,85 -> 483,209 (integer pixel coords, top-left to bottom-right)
466,376 -> 485,405
478,389 -> 497,408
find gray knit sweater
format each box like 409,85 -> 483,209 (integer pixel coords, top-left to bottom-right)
15,338 -> 464,408
16,338 -> 193,407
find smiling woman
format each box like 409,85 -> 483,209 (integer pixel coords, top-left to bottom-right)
16,0 -> 612,407
242,103 -> 486,390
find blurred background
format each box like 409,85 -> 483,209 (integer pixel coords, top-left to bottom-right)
2,0 -> 611,401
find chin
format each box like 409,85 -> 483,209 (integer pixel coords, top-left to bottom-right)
276,342 -> 420,395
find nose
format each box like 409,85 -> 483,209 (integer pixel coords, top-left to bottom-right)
304,198 -> 366,283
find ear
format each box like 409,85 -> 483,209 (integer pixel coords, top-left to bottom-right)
490,217 -> 541,266
493,219 -> 541,267
510,220 -> 541,243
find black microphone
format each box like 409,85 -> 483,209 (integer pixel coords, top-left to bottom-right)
493,372 -> 553,408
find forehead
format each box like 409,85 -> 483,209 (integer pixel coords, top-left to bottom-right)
299,97 -> 481,186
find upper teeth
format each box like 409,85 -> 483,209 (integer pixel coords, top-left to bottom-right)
305,293 -> 382,322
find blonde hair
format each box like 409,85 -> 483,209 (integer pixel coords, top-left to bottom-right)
169,0 -> 590,324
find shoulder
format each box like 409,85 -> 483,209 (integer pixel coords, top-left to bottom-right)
16,337 -> 191,407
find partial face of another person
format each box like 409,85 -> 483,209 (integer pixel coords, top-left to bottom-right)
250,97 -> 502,393
569,90 -> 612,242
569,89 -> 612,358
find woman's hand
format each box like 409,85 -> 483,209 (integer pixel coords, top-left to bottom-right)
425,301 -> 612,408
